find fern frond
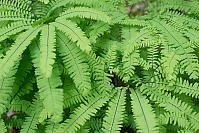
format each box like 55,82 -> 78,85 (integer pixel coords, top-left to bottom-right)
63,76 -> 84,108
102,88 -> 126,133
161,49 -> 179,82
56,31 -> 91,94
0,21 -> 30,42
152,19 -> 199,79
174,78 -> 199,99
0,10 -> 33,21
0,119 -> 6,133
55,93 -> 109,133
177,129 -> 194,133
20,94 -> 43,133
121,50 -> 139,82
160,112 -> 193,130
0,0 -> 32,15
40,24 -> 56,78
123,28 -> 151,56
88,21 -> 110,43
140,83 -> 199,131
0,64 -> 18,114
31,41 -> 63,122
130,88 -> 159,133
52,19 -> 91,52
59,7 -> 111,23
0,26 -> 41,79
87,52 -> 113,93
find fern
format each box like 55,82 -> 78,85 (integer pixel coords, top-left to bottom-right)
0,0 -> 199,132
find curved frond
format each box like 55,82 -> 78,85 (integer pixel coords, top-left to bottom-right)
52,19 -> 91,52
0,21 -> 30,42
130,88 -> 159,133
0,10 -> 33,21
56,31 -> 91,94
0,26 -> 40,80
56,93 -> 109,133
174,78 -> 199,99
102,88 -> 126,133
40,24 -> 56,78
59,7 -> 111,23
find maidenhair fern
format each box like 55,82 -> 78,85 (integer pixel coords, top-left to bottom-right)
0,0 -> 199,132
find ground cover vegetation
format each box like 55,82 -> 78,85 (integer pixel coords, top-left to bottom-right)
0,0 -> 199,132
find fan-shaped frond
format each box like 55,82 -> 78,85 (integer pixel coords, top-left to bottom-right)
52,19 -> 91,52
56,31 -> 91,94
0,26 -> 41,79
130,88 -> 159,133
55,93 -> 109,133
59,7 -> 111,23
40,24 -> 56,78
102,88 -> 126,133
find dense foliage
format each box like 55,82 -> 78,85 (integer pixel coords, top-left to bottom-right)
0,0 -> 199,132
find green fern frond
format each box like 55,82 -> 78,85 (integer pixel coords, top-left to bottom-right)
174,78 -> 199,99
160,112 -> 193,130
88,21 -> 110,43
56,31 -> 91,94
121,50 -> 139,82
52,19 -> 91,52
31,42 -> 63,122
0,26 -> 41,79
20,94 -> 43,133
0,0 -> 32,15
87,52 -> 113,93
0,10 -> 33,21
59,7 -> 111,23
152,19 -> 199,79
140,83 -> 199,131
102,88 -> 126,133
177,129 -> 194,133
123,28 -> 151,56
56,93 -> 109,133
0,119 -> 6,133
161,49 -> 179,82
0,64 -> 18,114
40,24 -> 56,78
130,88 -> 159,133
0,21 -> 31,42
63,76 -> 84,108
